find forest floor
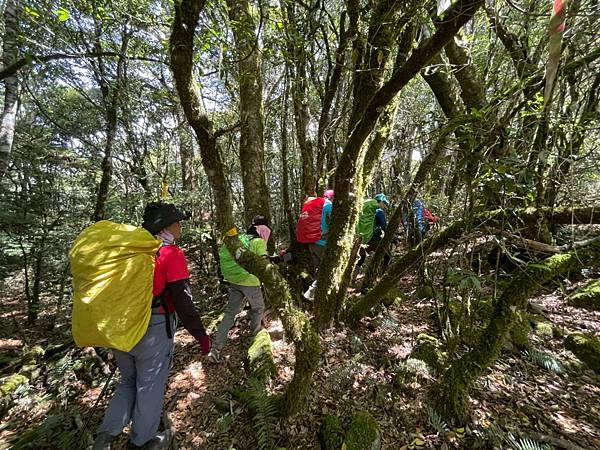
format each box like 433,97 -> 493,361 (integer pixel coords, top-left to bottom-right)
0,252 -> 599,450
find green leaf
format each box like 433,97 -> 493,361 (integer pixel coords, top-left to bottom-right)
24,5 -> 40,17
53,7 -> 70,22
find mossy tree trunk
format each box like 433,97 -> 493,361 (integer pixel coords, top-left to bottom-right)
434,238 -> 600,424
282,0 -> 316,195
227,0 -> 271,224
170,0 -> 319,415
366,51 -> 463,278
280,89 -> 296,243
313,0 -> 407,328
314,0 -> 484,329
345,206 -> 600,323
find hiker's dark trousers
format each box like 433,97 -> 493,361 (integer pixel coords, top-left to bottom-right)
97,314 -> 174,446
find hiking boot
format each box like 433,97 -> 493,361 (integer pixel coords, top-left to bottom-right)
303,280 -> 317,301
128,430 -> 175,450
208,348 -> 221,363
92,432 -> 116,450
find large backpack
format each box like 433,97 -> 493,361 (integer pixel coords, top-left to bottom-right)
356,198 -> 379,243
296,197 -> 326,243
70,221 -> 162,352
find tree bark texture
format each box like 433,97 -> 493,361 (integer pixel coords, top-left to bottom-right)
283,0 -> 315,196
348,0 -> 405,129
179,123 -> 196,192
227,0 -> 271,223
280,88 -> 295,242
315,10 -> 352,191
0,0 -> 19,180
170,0 -> 232,231
443,37 -> 486,111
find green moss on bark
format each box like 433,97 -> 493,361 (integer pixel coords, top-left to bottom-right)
344,410 -> 381,450
279,319 -> 320,416
433,239 -> 600,424
248,330 -> 276,384
567,279 -> 600,311
221,234 -> 320,417
565,332 -> 600,373
509,312 -> 531,349
345,207 -> 600,324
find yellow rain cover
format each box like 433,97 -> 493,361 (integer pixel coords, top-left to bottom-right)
70,221 -> 162,352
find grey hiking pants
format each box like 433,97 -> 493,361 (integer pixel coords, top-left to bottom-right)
213,284 -> 265,350
98,314 -> 174,446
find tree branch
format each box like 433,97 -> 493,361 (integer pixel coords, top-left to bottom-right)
0,51 -> 164,81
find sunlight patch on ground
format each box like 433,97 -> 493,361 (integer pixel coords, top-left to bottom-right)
0,338 -> 21,350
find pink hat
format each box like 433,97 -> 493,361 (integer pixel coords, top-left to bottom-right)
323,189 -> 334,200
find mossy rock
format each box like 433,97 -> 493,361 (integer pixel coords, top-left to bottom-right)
0,373 -> 29,396
319,415 -> 343,450
509,311 -> 531,350
533,320 -> 554,338
567,279 -> 600,311
247,330 -> 276,383
564,332 -> 600,373
395,358 -> 432,384
344,410 -> 381,450
416,285 -> 435,299
410,334 -> 443,372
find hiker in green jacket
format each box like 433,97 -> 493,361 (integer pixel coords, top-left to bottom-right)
209,215 -> 271,362
356,193 -> 391,272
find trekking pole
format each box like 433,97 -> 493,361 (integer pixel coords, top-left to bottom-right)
78,365 -> 117,445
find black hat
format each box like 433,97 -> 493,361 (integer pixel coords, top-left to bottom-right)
252,215 -> 270,227
246,214 -> 271,237
142,202 -> 190,235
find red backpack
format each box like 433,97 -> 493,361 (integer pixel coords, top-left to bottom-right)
296,197 -> 325,243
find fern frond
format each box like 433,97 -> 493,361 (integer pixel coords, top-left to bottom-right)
424,404 -> 448,433
506,433 -> 552,450
524,349 -> 563,374
247,377 -> 278,450
216,412 -> 235,449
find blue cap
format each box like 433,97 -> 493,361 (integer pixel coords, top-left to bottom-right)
375,193 -> 389,205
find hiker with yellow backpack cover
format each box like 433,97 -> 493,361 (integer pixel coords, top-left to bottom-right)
70,202 -> 210,450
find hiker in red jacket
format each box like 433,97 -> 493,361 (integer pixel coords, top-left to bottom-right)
296,190 -> 334,299
93,202 -> 210,450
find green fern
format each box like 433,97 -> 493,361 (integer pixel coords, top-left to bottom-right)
216,412 -> 236,449
11,414 -> 68,450
424,404 -> 448,434
524,349 -> 563,374
247,377 -> 279,450
506,433 -> 552,450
